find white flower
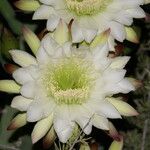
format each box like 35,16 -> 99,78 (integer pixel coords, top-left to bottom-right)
30,0 -> 145,43
0,32 -> 138,144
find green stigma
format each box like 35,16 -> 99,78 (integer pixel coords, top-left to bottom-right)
65,0 -> 112,16
42,58 -> 95,105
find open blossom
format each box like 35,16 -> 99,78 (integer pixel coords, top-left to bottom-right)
15,0 -> 145,43
0,26 -> 138,144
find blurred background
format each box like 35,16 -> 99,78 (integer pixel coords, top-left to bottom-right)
0,0 -> 150,150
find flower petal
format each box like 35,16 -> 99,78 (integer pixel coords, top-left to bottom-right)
33,5 -> 54,20
0,80 -> 20,93
107,97 -> 138,116
20,81 -> 36,98
92,114 -> 109,130
110,22 -> 126,42
15,0 -> 40,11
47,14 -> 60,31
11,96 -> 33,111
43,126 -> 57,149
54,106 -> 75,143
82,28 -> 97,43
10,50 -> 37,67
7,113 -> 27,130
13,68 -> 33,85
110,57 -> 130,69
31,114 -> 53,143
96,101 -> 121,119
71,21 -> 84,43
22,26 -> 40,55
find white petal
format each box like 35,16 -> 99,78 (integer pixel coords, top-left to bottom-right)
54,118 -> 75,143
20,81 -> 36,98
71,21 -> 84,43
47,14 -> 60,31
96,101 -> 121,119
33,5 -> 54,20
72,106 -> 92,135
54,106 -> 75,143
127,7 -> 145,18
31,114 -> 53,143
36,46 -> 50,64
110,22 -> 126,42
11,96 -> 32,111
27,101 -> 44,122
82,28 -> 97,43
110,57 -> 130,69
103,69 -> 126,83
10,50 -> 37,67
62,42 -> 72,57
39,0 -> 55,5
107,97 -> 138,116
118,78 -> 135,93
92,114 -> 109,130
13,68 -> 33,84
41,34 -> 59,56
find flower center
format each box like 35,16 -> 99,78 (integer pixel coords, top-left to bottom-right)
42,58 -> 95,105
65,0 -> 112,15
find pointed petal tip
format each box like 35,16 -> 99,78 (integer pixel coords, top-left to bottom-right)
14,0 -> 40,11
7,113 -> 27,130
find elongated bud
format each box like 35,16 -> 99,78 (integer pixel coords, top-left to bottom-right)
107,97 -> 139,116
53,20 -> 70,45
22,26 -> 40,55
0,80 -> 20,93
125,27 -> 139,44
43,126 -> 57,149
14,0 -> 40,11
109,136 -> 123,150
7,113 -> 27,130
